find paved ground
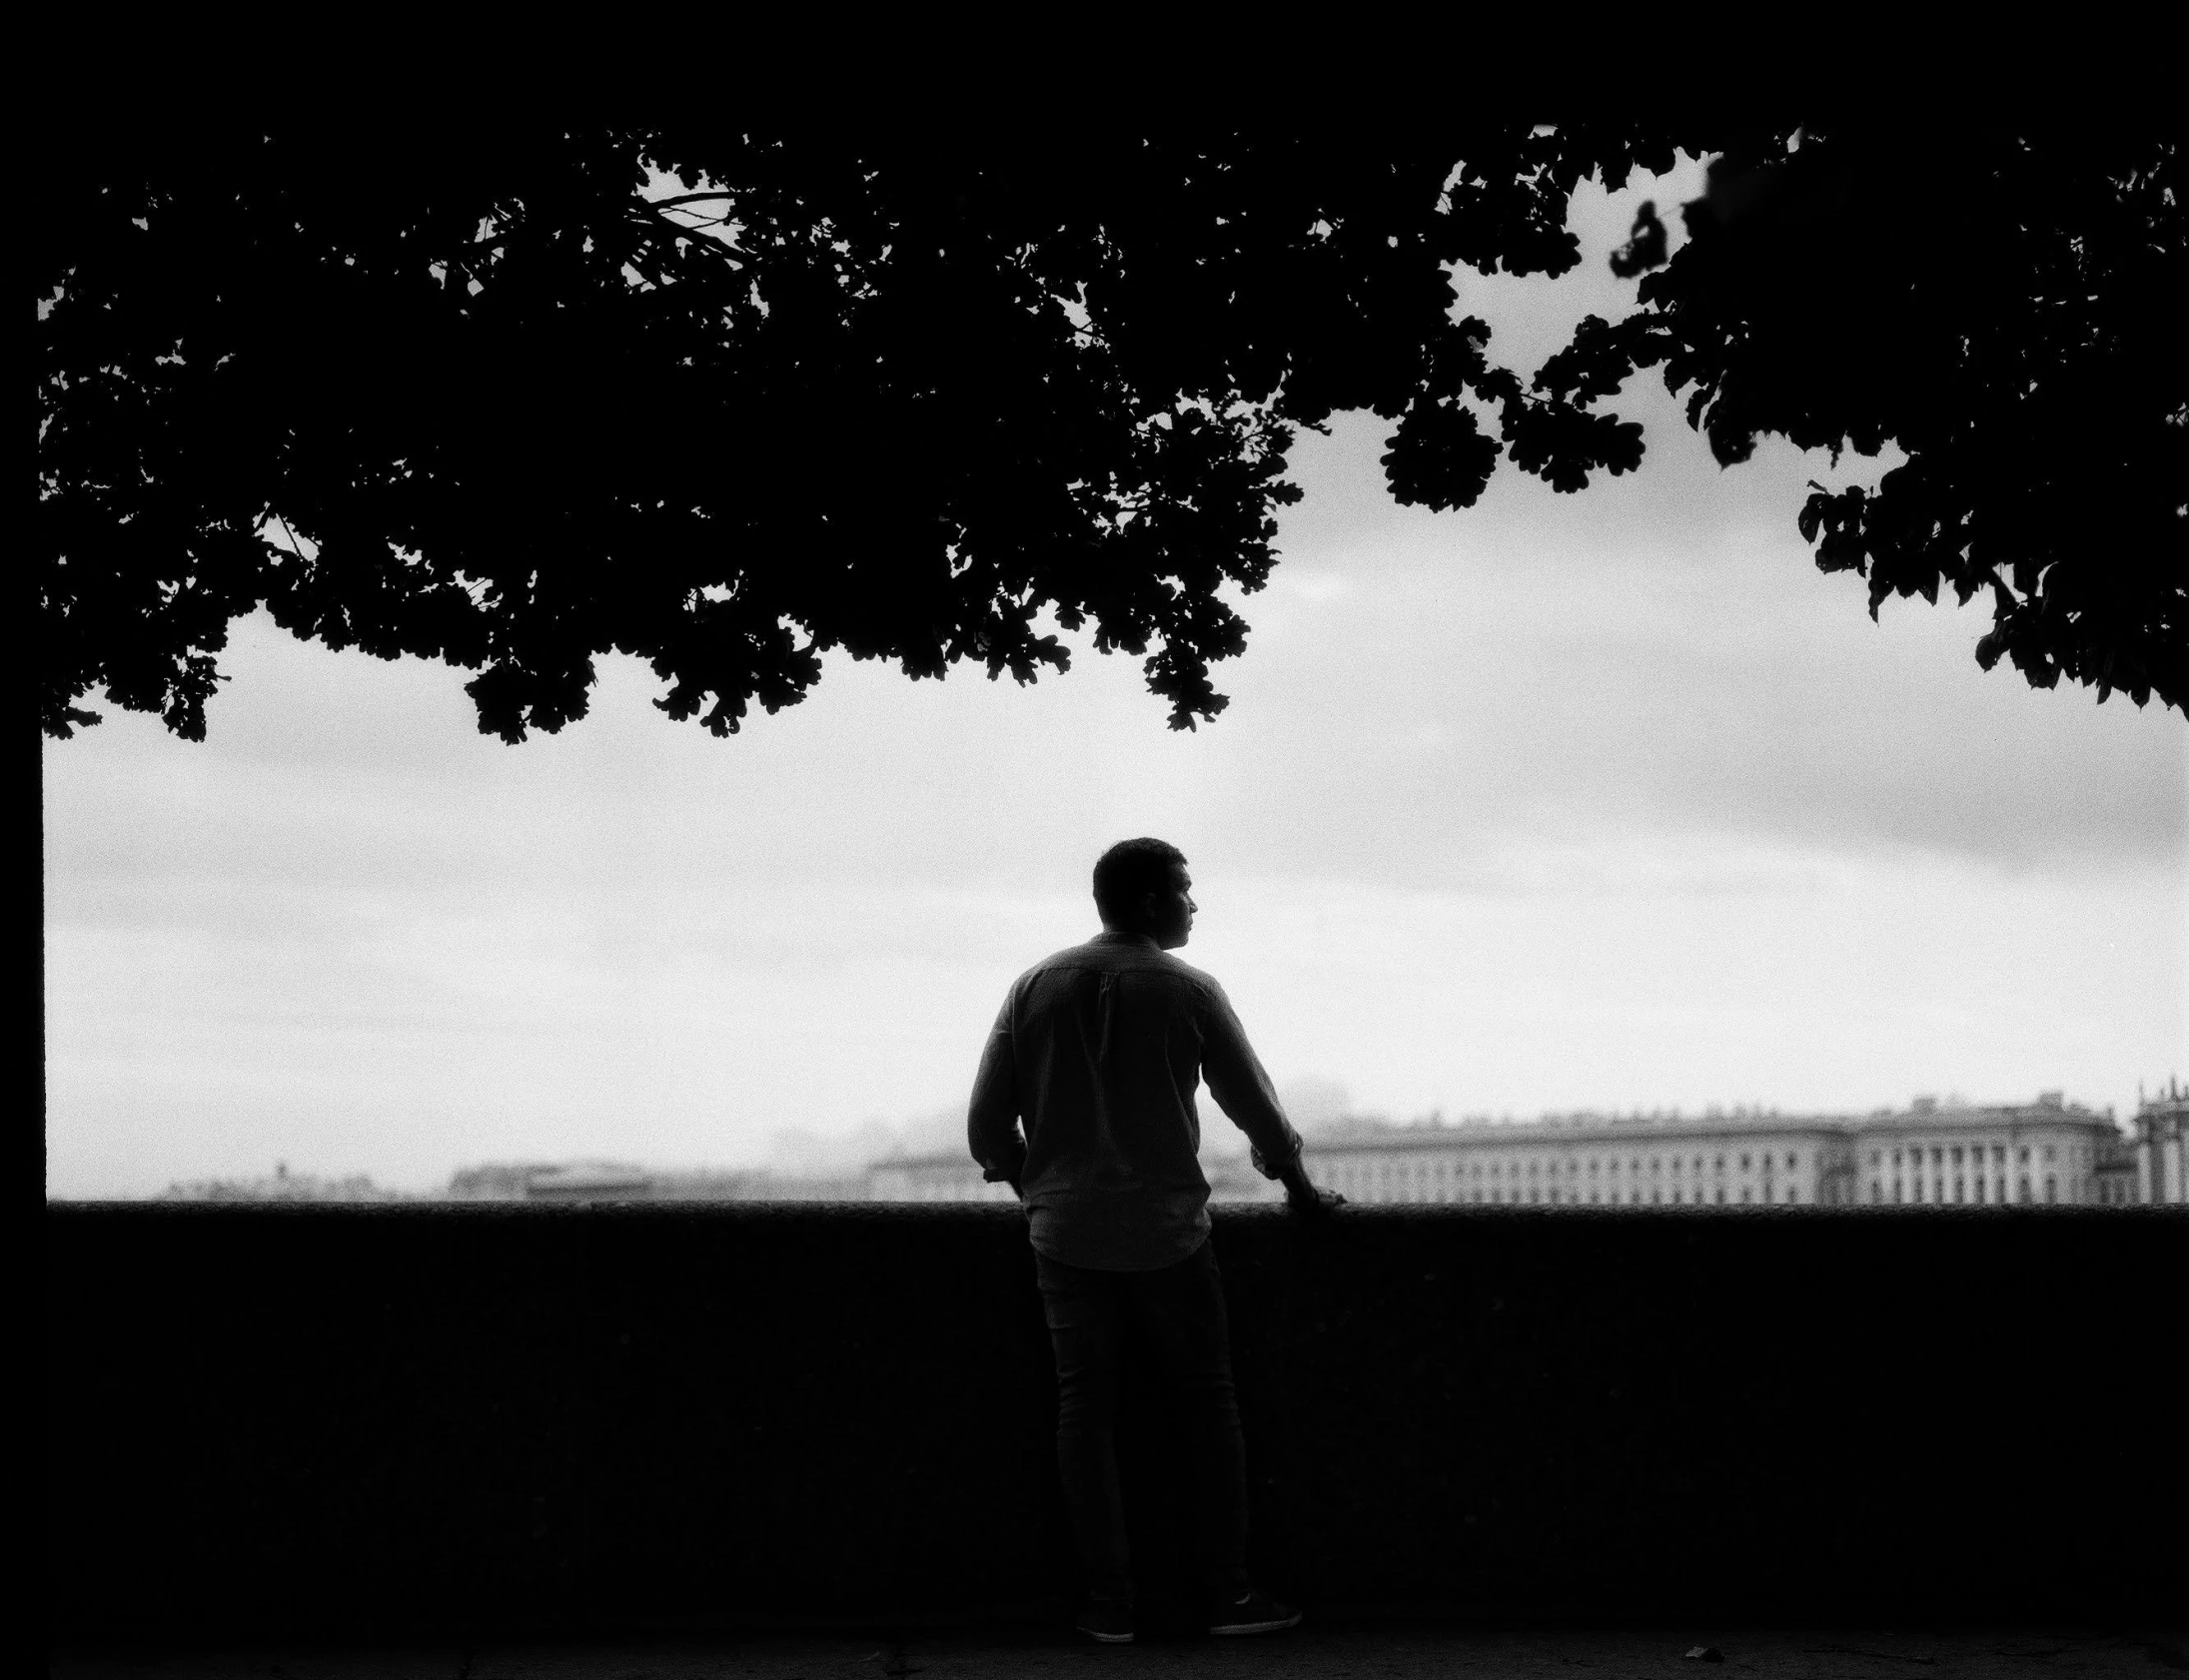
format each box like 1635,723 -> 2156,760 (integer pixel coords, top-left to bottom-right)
51,1625 -> 2189,1679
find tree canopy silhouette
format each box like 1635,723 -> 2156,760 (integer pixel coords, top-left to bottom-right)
36,122 -> 2183,743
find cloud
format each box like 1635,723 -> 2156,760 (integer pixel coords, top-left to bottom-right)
1246,404 -> 2184,880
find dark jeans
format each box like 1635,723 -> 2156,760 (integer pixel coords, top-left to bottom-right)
1034,1235 -> 1251,1606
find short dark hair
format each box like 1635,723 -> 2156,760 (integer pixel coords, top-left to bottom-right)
1092,838 -> 1187,925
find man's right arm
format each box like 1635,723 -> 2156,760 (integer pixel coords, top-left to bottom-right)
967,994 -> 1028,1193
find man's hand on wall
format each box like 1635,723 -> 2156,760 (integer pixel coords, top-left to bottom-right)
1280,1160 -> 1344,1217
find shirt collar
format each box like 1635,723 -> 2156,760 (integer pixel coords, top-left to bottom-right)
1091,929 -> 1161,950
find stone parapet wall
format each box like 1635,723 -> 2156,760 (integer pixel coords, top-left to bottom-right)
44,1204 -> 2186,1641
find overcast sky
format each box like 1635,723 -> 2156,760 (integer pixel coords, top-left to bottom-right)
42,161 -> 2187,1197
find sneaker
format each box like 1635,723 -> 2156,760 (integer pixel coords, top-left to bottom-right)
1076,1598 -> 1134,1643
1207,1586 -> 1303,1635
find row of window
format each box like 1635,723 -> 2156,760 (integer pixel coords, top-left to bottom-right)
1869,1143 -> 2056,1170
1348,1184 -> 1806,1207
1869,1177 -> 2057,1205
1333,1152 -> 1801,1182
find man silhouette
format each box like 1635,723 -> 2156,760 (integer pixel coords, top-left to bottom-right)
968,838 -> 1344,1644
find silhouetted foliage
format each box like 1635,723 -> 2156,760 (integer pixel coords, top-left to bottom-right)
36,123 -> 2184,741
1543,125 -> 2185,710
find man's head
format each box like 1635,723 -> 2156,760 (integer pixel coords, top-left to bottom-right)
1093,838 -> 1196,949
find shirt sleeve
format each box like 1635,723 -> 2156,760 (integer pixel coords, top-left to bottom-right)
1198,981 -> 1304,1179
967,991 -> 1028,1185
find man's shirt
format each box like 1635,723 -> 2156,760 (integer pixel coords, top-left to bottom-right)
967,930 -> 1304,1270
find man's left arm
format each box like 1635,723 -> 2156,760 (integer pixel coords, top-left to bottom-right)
1199,982 -> 1306,1181
967,995 -> 1028,1195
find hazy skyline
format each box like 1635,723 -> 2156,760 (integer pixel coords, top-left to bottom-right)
43,161 -> 2187,1197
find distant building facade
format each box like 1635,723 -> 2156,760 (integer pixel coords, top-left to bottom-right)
160,1162 -> 409,1203
865,1153 -> 1021,1203
2094,1130 -> 2142,1206
444,1162 -> 870,1203
1304,1094 -> 2124,1210
521,1163 -> 654,1202
864,1150 -> 1283,1204
446,1162 -> 653,1202
1309,1111 -> 1856,1207
1853,1093 -> 2114,1206
2132,1082 -> 2187,1205
419,1089 -> 2155,1210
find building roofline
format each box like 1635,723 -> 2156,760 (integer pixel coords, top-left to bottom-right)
1303,1107 -> 2112,1153
1306,1122 -> 1844,1153
1847,1106 -> 2108,1134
